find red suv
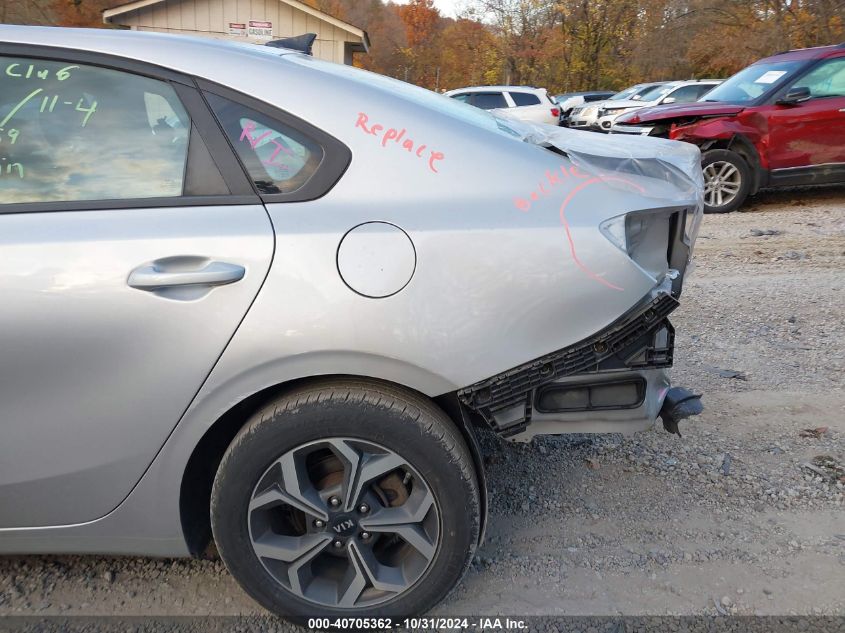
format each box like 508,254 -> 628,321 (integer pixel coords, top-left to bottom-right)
611,43 -> 845,213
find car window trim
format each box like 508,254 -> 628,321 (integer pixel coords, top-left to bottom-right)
196,78 -> 352,204
172,83 -> 257,196
0,196 -> 262,216
0,46 -> 262,214
0,42 -> 194,85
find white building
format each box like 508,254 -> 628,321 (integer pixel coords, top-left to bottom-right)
103,0 -> 370,65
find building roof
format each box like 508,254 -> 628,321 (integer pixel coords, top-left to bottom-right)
103,0 -> 369,51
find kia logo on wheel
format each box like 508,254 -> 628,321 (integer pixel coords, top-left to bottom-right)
333,520 -> 354,533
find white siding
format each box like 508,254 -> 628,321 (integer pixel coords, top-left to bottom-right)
115,0 -> 364,64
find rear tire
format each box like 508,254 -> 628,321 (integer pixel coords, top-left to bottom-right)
210,379 -> 479,622
702,149 -> 751,213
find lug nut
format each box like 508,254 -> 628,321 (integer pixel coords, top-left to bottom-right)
360,531 -> 371,540
333,539 -> 344,549
358,503 -> 370,514
329,496 -> 341,508
313,519 -> 325,528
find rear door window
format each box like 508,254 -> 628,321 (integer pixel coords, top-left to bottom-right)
510,92 -> 541,106
472,92 -> 508,110
205,92 -> 323,195
0,56 -> 190,205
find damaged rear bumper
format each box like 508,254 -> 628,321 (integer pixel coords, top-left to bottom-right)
458,281 -> 702,439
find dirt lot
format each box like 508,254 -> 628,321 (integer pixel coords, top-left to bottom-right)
1,186 -> 843,619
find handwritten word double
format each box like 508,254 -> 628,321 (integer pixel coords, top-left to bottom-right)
516,163 -> 645,292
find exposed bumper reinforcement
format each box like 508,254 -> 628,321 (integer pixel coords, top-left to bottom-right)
458,291 -> 679,437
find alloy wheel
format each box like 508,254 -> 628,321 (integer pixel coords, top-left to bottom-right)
247,438 -> 440,608
703,160 -> 742,209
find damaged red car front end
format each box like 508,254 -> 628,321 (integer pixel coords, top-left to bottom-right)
611,43 -> 845,213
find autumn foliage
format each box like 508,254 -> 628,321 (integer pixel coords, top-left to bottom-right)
4,0 -> 844,92
315,0 -> 845,91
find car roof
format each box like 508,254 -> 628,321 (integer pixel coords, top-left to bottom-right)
446,86 -> 546,94
0,24 -> 299,70
654,79 -> 720,89
675,79 -> 722,84
623,82 -> 669,91
759,43 -> 844,62
556,91 -> 612,96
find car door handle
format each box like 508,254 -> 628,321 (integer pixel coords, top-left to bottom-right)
128,259 -> 245,290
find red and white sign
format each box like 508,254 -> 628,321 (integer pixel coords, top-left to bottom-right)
228,22 -> 246,36
248,20 -> 273,38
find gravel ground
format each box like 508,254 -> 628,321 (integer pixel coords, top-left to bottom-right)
1,185 -> 843,620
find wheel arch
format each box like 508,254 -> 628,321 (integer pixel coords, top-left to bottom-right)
701,134 -> 765,194
179,375 -> 488,557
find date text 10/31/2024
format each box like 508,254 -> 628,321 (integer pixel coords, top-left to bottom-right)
307,618 -> 528,630
1,62 -> 98,180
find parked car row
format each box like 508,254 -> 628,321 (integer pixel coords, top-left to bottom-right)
450,42 -> 845,214
610,43 -> 845,213
567,79 -> 722,131
553,90 -> 615,121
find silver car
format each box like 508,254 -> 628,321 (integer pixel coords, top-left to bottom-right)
568,82 -> 669,130
0,26 -> 704,620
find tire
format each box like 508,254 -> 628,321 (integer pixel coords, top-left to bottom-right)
702,149 -> 751,214
211,379 -> 480,622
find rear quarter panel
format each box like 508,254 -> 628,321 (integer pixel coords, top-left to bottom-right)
193,55 -> 693,398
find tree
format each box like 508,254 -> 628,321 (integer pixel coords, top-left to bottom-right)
463,0 -> 560,85
5,0 -> 843,94
52,0 -> 112,27
439,18 -> 503,88
1,0 -> 55,25
398,0 -> 443,88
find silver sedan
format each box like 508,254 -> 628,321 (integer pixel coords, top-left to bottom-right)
0,26 -> 704,620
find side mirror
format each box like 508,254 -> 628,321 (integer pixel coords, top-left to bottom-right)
778,86 -> 811,105
662,97 -> 676,104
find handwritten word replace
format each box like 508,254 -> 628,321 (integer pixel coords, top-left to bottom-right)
355,113 -> 445,174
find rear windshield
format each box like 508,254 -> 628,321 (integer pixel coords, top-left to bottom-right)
703,60 -> 804,103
